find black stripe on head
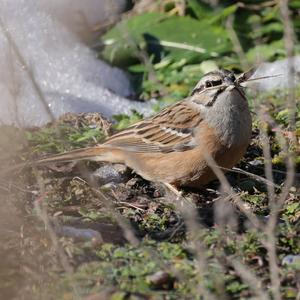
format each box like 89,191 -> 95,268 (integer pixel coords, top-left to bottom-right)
190,85 -> 205,96
190,69 -> 236,96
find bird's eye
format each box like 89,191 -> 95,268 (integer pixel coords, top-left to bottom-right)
205,80 -> 222,88
205,81 -> 212,88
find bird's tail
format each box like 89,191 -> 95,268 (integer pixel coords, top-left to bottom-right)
32,146 -> 110,165
0,145 -> 118,176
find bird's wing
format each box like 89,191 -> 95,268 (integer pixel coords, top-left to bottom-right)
104,101 -> 202,153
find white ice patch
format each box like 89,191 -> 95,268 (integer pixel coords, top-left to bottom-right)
0,0 -> 153,127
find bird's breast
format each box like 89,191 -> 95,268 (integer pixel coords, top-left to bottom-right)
204,88 -> 252,147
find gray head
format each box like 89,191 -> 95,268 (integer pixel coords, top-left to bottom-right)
191,70 -> 237,95
190,69 -> 246,107
190,69 -> 252,146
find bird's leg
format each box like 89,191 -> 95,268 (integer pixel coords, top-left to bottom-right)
164,182 -> 183,198
163,182 -> 195,209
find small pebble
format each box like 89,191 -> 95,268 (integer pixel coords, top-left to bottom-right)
56,225 -> 103,244
92,164 -> 128,184
147,271 -> 174,289
248,159 -> 263,166
282,255 -> 300,266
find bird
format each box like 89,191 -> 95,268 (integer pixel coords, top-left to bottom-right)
27,69 -> 253,190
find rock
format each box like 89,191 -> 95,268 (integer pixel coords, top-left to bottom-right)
55,225 -> 103,243
146,270 -> 174,289
282,255 -> 300,267
92,164 -> 129,184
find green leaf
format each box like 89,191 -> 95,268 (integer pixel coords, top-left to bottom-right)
113,110 -> 143,130
209,4 -> 238,24
198,60 -> 218,73
187,1 -> 237,24
246,40 -> 285,63
290,0 -> 300,9
128,64 -> 147,73
186,0 -> 212,20
101,12 -> 232,66
71,128 -> 101,142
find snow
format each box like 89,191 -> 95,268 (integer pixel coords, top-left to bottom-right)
247,56 -> 300,91
0,0 -> 153,127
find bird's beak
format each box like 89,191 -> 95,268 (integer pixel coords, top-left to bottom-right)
224,76 -> 235,86
224,77 -> 236,91
226,85 -> 235,91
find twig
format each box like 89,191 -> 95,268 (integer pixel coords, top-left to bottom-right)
164,186 -> 218,299
116,201 -> 146,212
33,169 -> 81,299
93,188 -> 140,245
0,179 -> 37,194
204,152 -> 263,230
75,163 -> 140,246
258,2 -> 298,300
230,258 -> 270,300
237,1 -> 277,10
226,15 -> 250,70
226,166 -> 280,188
7,42 -> 22,127
259,110 -> 276,201
257,107 -> 282,300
